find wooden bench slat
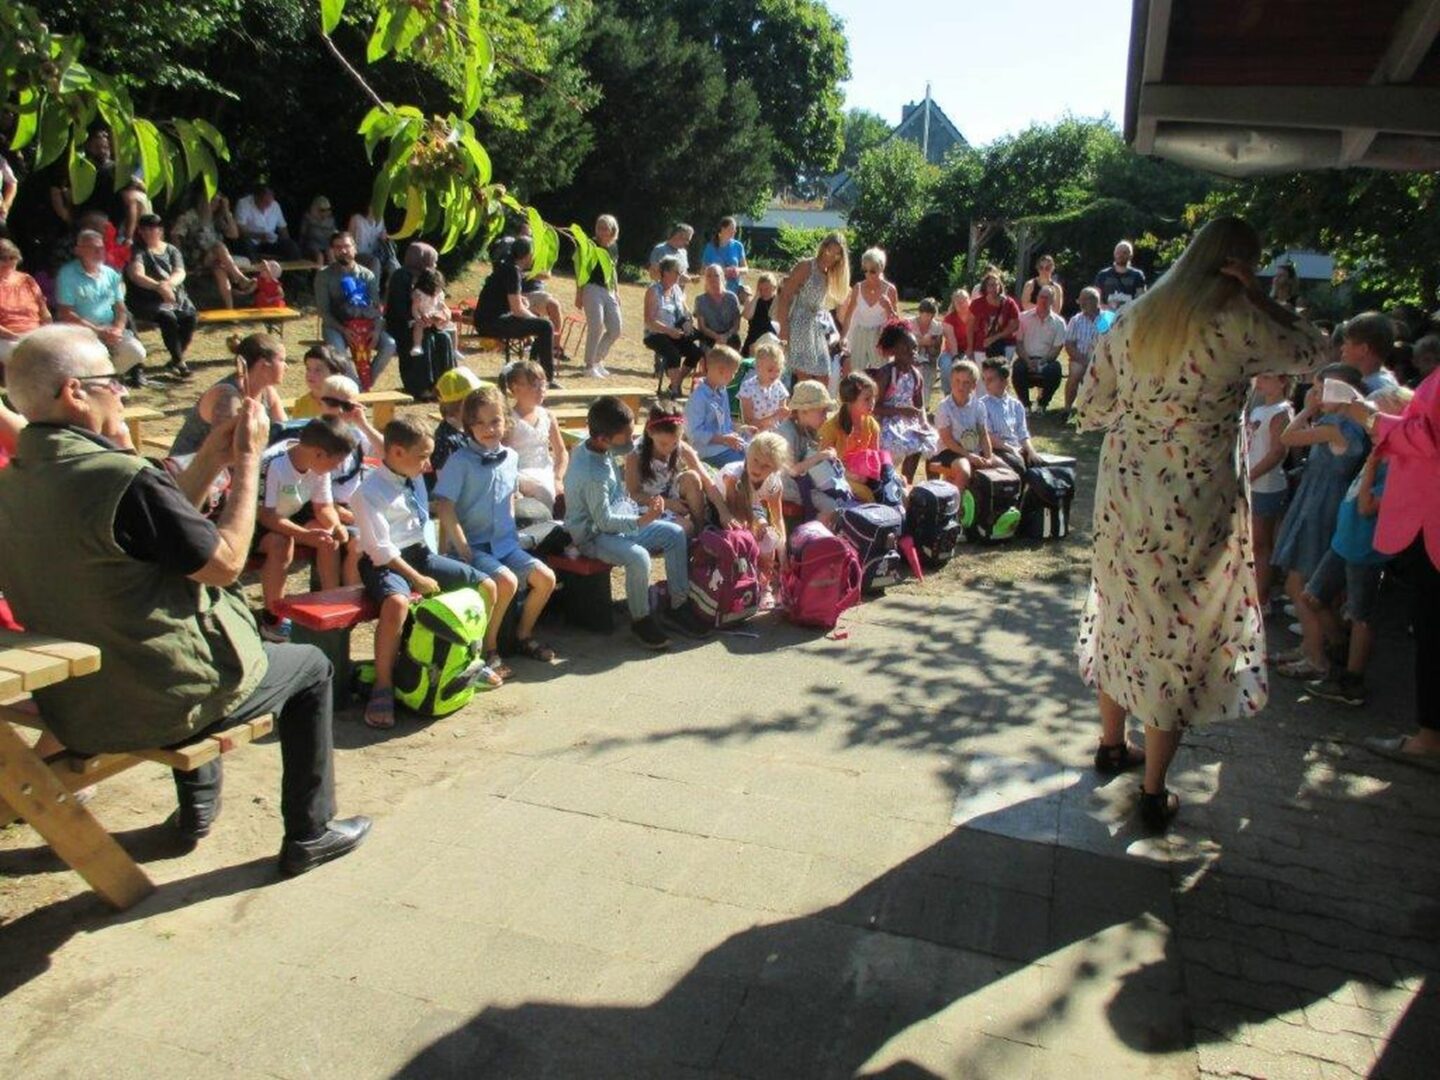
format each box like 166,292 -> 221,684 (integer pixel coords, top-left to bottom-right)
0,647 -> 72,691
0,668 -> 23,702
197,306 -> 303,323
0,633 -> 102,677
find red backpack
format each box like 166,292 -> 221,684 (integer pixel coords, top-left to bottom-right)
688,527 -> 762,626
783,521 -> 862,629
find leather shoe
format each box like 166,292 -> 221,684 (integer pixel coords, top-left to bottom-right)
278,816 -> 372,877
176,795 -> 222,842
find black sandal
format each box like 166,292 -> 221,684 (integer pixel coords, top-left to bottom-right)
1093,742 -> 1145,776
1138,787 -> 1179,833
515,637 -> 557,664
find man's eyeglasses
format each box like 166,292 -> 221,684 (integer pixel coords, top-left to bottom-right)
55,373 -> 125,398
320,396 -> 357,412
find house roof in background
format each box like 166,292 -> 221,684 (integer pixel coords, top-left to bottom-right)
740,206 -> 849,232
1260,250 -> 1336,281
1125,0 -> 1440,174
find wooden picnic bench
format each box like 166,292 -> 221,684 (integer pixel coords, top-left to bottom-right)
0,630 -> 273,910
122,405 -> 164,450
281,388 -> 413,429
197,305 -> 304,335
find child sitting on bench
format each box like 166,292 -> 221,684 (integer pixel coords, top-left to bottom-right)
255,416 -> 358,641
624,405 -> 730,537
435,385 -> 560,674
429,366 -> 487,490
930,358 -> 997,497
502,359 -> 567,523
685,345 -> 748,467
318,374 -> 384,584
564,396 -> 713,650
355,416 -> 499,729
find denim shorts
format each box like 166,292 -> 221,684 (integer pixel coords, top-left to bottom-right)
1305,548 -> 1385,623
359,544 -> 485,601
469,544 -> 542,581
1252,489 -> 1289,520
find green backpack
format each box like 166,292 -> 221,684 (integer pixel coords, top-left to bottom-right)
391,588 -> 491,718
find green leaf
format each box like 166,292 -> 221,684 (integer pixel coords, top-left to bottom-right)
36,103 -> 72,169
460,133 -> 491,185
461,55 -> 481,119
133,119 -> 164,198
10,89 -> 38,151
396,9 -> 426,53
190,118 -> 229,161
366,7 -> 394,63
392,186 -> 426,240
68,145 -> 97,207
320,0 -> 345,35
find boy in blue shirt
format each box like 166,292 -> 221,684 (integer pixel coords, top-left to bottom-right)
434,385 -> 559,671
686,345 -> 747,467
565,396 -> 711,650
354,416 -> 497,729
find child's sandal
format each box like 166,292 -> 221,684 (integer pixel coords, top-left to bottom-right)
364,688 -> 396,730
484,652 -> 512,682
515,637 -> 557,664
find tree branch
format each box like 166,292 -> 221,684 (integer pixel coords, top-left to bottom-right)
318,31 -> 387,111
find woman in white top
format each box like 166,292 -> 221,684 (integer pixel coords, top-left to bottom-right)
840,247 -> 898,375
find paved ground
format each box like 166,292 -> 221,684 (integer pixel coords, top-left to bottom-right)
2,572 -> 1437,1079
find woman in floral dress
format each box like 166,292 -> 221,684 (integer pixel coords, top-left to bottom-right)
1074,217 -> 1325,831
776,231 -> 851,388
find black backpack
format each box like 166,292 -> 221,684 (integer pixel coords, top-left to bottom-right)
838,503 -> 906,592
962,465 -> 1023,542
1019,464 -> 1076,540
905,479 -> 962,567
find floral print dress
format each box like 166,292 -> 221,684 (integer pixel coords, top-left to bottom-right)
1074,302 -> 1325,731
878,365 -> 940,459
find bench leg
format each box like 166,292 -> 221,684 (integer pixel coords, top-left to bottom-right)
289,624 -> 355,706
0,722 -> 155,910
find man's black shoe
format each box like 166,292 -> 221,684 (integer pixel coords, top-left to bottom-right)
630,614 -> 670,650
278,816 -> 373,877
176,795 -> 222,842
126,366 -> 150,389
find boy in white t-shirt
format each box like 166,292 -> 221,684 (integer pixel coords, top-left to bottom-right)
1247,372 -> 1294,612
929,358 -> 997,497
255,416 -> 358,640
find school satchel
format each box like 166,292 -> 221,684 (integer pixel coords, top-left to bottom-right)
688,527 -> 762,627
783,521 -> 861,629
838,503 -> 906,592
1019,464 -> 1076,540
392,588 -> 492,718
905,479 -> 962,567
962,465 -> 1023,543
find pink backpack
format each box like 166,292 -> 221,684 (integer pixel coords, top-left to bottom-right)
688,527 -> 762,626
783,521 -> 862,629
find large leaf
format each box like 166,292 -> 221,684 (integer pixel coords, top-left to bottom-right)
391,186 -> 426,240
36,103 -> 71,169
67,145 -> 97,207
189,118 -> 230,161
133,119 -> 164,198
366,7 -> 394,63
320,0 -> 346,35
10,89 -> 38,151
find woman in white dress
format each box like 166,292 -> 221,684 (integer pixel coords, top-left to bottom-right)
1074,216 -> 1325,832
840,248 -> 898,375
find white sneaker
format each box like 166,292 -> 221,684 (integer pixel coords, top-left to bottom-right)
409,346 -> 423,356
596,364 -> 610,377
585,366 -> 603,379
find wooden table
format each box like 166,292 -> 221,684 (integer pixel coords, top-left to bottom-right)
122,405 -> 164,449
283,388 -> 413,429
540,385 -> 652,416
0,632 -> 156,910
197,306 -> 304,335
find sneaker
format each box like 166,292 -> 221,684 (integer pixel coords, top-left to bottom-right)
596,365 -> 611,377
125,366 -> 150,389
631,614 -> 670,650
548,380 -> 563,390
1306,672 -> 1365,706
662,602 -> 713,639
410,345 -> 423,356
259,613 -> 292,643
166,359 -> 194,379
584,366 -> 603,379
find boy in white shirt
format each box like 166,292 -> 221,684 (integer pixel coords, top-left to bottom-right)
255,417 -> 356,641
354,416 -> 498,728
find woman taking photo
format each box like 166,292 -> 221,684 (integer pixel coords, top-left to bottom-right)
1074,216 -> 1325,831
126,213 -> 198,378
775,231 -> 851,389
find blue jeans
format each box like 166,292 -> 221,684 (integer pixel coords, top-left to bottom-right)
324,325 -> 398,384
583,520 -> 689,619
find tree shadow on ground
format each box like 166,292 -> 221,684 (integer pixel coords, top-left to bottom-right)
394,579 -> 1440,1077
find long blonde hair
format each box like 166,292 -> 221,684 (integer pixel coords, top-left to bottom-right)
814,231 -> 851,308
1126,216 -> 1261,372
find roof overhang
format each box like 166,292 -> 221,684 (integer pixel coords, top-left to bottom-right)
1125,0 -> 1440,175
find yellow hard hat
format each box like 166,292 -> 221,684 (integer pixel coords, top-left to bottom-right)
435,367 -> 486,404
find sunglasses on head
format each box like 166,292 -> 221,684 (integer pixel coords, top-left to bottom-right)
320,396 -> 357,412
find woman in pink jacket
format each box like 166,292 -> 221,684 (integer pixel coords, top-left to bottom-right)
1329,367 -> 1440,764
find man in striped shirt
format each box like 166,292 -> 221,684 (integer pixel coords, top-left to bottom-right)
1064,286 -> 1115,413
